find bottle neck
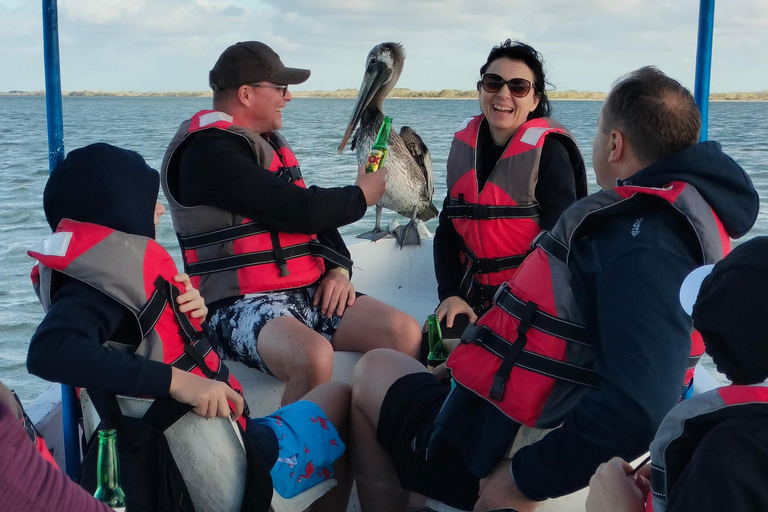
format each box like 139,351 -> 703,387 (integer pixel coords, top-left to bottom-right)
96,433 -> 120,490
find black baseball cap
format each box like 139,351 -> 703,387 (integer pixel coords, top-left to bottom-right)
680,236 -> 768,384
209,41 -> 310,91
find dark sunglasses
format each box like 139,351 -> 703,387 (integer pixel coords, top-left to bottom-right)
247,83 -> 289,97
478,74 -> 534,98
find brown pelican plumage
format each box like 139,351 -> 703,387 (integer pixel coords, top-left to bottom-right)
338,42 -> 438,246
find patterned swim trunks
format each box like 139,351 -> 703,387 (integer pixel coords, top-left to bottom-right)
206,286 -> 343,376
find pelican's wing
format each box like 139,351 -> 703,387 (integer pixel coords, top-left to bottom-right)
399,126 -> 435,200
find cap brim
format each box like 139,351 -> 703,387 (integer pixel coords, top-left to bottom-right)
271,67 -> 311,85
679,264 -> 715,316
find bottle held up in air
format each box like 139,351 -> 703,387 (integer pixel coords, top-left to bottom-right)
365,116 -> 393,173
94,429 -> 127,512
426,314 -> 450,371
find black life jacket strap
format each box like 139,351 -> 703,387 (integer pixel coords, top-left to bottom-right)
445,197 -> 541,220
270,231 -> 290,277
185,240 -> 352,278
178,221 -> 270,250
152,276 -> 250,417
535,231 -> 569,265
276,165 -> 302,183
461,321 -> 600,400
490,300 -> 537,401
459,244 -> 528,301
493,283 -> 592,347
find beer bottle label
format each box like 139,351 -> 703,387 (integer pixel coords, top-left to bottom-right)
365,149 -> 385,173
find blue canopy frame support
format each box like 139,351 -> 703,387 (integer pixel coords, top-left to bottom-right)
694,0 -> 715,142
42,0 -> 80,480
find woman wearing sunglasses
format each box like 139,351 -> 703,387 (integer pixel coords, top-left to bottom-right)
431,39 -> 588,342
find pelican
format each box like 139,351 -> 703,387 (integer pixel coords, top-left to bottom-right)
338,42 -> 438,247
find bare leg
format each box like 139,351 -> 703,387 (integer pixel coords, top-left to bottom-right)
258,317 -> 335,405
351,349 -> 431,512
303,382 -> 353,512
356,205 -> 390,241
333,296 -> 421,358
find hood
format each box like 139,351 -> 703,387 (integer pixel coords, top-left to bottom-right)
44,143 -> 159,239
622,141 -> 759,239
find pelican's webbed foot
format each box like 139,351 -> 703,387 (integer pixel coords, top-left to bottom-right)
356,226 -> 392,241
391,220 -> 422,247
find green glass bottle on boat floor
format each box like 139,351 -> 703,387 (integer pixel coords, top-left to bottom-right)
426,314 -> 449,371
94,429 -> 127,512
365,116 -> 393,173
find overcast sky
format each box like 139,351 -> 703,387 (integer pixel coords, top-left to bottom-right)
1,0 -> 766,93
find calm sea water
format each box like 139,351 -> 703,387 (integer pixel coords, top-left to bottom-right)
1,97 -> 767,402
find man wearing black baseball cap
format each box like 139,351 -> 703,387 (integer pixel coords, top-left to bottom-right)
588,236 -> 768,512
161,42 -> 422,410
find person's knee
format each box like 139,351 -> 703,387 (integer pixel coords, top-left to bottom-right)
293,337 -> 334,381
384,313 -> 422,355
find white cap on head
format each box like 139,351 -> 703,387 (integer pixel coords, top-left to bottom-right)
678,264 -> 715,316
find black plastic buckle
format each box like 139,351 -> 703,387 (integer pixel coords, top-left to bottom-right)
468,203 -> 488,220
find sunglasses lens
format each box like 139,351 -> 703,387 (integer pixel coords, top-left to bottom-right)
482,76 -> 504,93
508,79 -> 531,98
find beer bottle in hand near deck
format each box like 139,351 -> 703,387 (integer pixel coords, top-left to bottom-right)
365,116 -> 393,173
94,429 -> 127,511
426,314 -> 449,370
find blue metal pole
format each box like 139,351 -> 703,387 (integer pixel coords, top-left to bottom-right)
43,0 -> 64,169
42,0 -> 80,479
694,0 -> 715,142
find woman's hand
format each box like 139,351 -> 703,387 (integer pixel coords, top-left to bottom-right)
586,457 -> 649,512
173,273 -> 208,319
435,296 -> 477,328
169,367 -> 244,421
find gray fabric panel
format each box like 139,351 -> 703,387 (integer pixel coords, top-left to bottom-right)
64,230 -> 149,315
446,137 -> 475,191
672,186 -> 724,264
487,150 -> 541,205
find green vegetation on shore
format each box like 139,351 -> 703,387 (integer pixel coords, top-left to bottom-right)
2,89 -> 766,101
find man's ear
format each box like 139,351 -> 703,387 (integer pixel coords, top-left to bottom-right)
607,130 -> 624,164
237,85 -> 251,107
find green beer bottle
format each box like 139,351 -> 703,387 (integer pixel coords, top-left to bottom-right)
94,429 -> 127,512
426,314 -> 449,371
365,116 -> 393,173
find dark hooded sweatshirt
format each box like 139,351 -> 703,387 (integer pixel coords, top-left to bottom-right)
26,143 -> 172,397
510,141 -> 760,500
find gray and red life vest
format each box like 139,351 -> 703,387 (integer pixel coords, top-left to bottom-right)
445,116 -> 587,306
647,382 -> 768,512
161,110 -> 351,304
447,181 -> 730,428
28,219 -> 249,427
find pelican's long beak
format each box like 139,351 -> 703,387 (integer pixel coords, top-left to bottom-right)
338,60 -> 390,154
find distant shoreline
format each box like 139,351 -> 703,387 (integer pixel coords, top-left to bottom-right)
1,89 -> 766,101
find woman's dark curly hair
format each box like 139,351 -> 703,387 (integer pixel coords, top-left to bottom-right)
479,39 -> 551,119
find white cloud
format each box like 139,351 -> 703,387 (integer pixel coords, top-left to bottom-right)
1,0 -> 765,92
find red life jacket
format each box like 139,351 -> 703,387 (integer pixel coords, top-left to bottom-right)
161,110 -> 351,304
445,116 -> 587,306
28,219 -> 249,427
646,382 -> 768,512
447,182 -> 730,428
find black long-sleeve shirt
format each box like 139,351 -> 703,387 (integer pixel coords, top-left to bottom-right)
175,130 -> 367,246
433,131 -> 578,303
